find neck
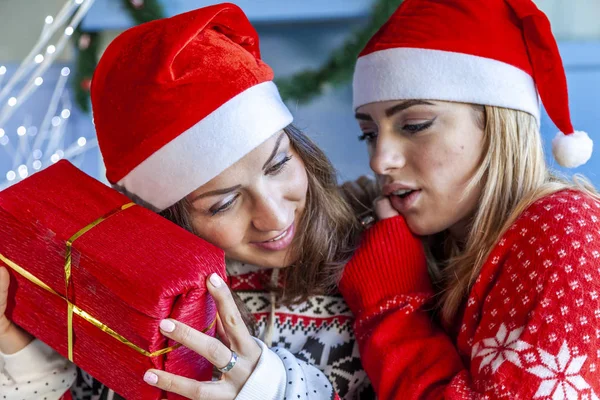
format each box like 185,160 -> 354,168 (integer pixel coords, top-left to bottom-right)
448,222 -> 469,245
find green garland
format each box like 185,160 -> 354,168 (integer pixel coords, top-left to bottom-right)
72,26 -> 99,113
121,0 -> 165,22
73,0 -> 403,112
276,0 -> 404,103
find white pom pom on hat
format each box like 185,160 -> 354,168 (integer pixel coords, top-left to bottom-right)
552,131 -> 593,169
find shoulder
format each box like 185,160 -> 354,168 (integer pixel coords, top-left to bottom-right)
494,189 -> 600,278
525,189 -> 600,218
505,189 -> 600,241
482,190 -> 600,279
477,190 -> 600,320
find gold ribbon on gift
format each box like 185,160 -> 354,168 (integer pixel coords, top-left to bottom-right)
0,201 -> 216,361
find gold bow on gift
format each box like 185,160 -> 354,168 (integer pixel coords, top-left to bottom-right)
0,202 -> 214,361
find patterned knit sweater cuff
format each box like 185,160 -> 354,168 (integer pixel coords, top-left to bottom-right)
339,216 -> 432,316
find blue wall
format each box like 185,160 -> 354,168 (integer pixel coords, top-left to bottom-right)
1,22 -> 599,188
543,42 -> 600,182
81,0 -> 374,29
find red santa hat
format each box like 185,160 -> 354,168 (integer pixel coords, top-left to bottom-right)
91,3 -> 292,211
353,0 -> 593,168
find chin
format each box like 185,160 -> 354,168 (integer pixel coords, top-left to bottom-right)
404,217 -> 444,237
262,252 -> 296,268
234,250 -> 296,269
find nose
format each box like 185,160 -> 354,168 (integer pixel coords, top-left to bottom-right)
369,133 -> 406,176
251,191 -> 290,233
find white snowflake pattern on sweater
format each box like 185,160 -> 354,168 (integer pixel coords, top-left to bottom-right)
472,324 -> 531,373
461,191 -> 600,399
473,325 -> 599,399
341,189 -> 600,399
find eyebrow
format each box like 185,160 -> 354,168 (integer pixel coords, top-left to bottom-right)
189,133 -> 286,203
262,132 -> 285,170
190,185 -> 242,202
385,100 -> 435,117
354,100 -> 435,120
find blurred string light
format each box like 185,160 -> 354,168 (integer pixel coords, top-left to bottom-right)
0,0 -> 98,190
0,66 -> 6,89
0,0 -> 96,128
18,164 -> 28,179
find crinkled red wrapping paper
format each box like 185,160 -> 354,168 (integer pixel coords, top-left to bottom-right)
0,160 -> 226,400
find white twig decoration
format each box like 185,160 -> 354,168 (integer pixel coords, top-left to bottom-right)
0,0 -> 98,190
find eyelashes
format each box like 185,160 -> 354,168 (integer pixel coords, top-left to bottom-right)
358,132 -> 375,142
210,193 -> 240,216
209,155 -> 293,216
358,118 -> 436,143
402,119 -> 435,133
266,155 -> 292,175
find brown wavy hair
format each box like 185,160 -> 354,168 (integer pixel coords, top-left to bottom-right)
159,125 -> 361,329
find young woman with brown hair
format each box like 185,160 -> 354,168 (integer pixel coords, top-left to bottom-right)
0,4 -> 374,399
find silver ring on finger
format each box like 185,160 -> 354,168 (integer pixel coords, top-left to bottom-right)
217,350 -> 238,373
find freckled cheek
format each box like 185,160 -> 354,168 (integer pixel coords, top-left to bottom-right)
437,143 -> 480,204
413,146 -> 456,201
410,145 -> 450,179
454,141 -> 482,181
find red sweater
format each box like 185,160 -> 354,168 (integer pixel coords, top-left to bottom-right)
340,190 -> 600,399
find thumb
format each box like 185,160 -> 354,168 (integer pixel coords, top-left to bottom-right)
0,267 -> 12,335
0,267 -> 9,316
374,196 -> 400,220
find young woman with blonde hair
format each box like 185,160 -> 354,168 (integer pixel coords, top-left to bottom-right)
339,0 -> 600,398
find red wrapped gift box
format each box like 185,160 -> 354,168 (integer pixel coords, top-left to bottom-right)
0,160 -> 226,400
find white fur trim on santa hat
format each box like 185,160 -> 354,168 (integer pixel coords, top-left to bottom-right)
552,130 -> 593,168
117,81 -> 293,211
353,48 -> 540,122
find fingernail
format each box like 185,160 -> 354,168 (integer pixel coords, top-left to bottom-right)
160,319 -> 176,333
209,273 -> 223,287
144,371 -> 158,385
